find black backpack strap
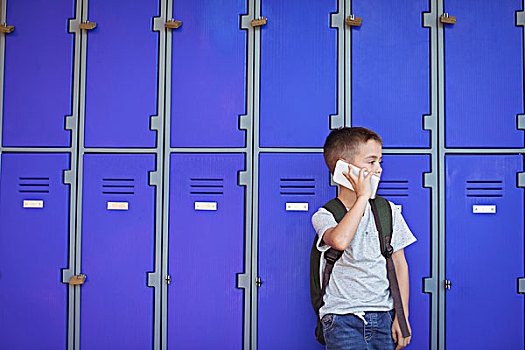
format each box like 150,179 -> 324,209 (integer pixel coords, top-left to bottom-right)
369,197 -> 411,338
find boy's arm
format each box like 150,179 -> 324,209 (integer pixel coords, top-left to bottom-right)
323,168 -> 373,250
322,195 -> 368,250
391,248 -> 411,349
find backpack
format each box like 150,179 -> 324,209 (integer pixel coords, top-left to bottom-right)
309,196 -> 410,345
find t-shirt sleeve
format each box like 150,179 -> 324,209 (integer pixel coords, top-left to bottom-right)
389,202 -> 417,252
311,208 -> 338,252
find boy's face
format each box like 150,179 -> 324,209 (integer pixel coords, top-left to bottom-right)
348,140 -> 383,176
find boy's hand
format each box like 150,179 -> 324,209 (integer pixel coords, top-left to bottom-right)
343,166 -> 373,199
391,315 -> 411,350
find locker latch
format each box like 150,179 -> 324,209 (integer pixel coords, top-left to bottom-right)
440,13 -> 456,24
251,17 -> 267,27
345,15 -> 362,27
165,275 -> 172,285
165,19 -> 182,29
444,279 -> 453,290
0,23 -> 15,33
256,277 -> 263,287
79,21 -> 97,30
69,274 -> 87,285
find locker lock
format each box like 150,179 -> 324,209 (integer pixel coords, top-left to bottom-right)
79,21 -> 97,30
251,17 -> 267,27
440,13 -> 456,24
444,279 -> 453,290
165,19 -> 182,29
0,23 -> 15,33
69,274 -> 87,285
345,15 -> 362,27
256,277 -> 263,287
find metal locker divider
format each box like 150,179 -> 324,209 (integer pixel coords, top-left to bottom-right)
351,0 -> 430,148
443,0 -> 524,148
83,0 -> 159,148
79,154 -> 156,349
445,155 -> 524,348
0,153 -> 70,349
376,154 -> 431,350
257,153 -> 334,349
167,153 -> 245,349
169,0 -> 247,148
0,0 -> 73,147
258,0 -> 337,148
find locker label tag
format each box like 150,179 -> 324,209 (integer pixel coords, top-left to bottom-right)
23,200 -> 44,208
472,205 -> 496,214
286,203 -> 309,211
195,202 -> 217,211
107,201 -> 129,210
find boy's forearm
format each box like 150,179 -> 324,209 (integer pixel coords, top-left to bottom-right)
323,196 -> 369,250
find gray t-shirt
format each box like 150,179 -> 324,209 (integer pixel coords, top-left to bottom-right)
311,200 -> 416,319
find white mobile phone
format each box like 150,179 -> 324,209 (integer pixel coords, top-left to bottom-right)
332,159 -> 380,199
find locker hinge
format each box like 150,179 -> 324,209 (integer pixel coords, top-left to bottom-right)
422,11 -> 436,29
516,9 -> 525,27
423,172 -> 437,189
444,279 -> 452,290
423,114 -> 436,131
256,277 -> 263,288
147,271 -> 159,288
69,274 -> 87,285
518,278 -> 525,294
517,115 -> 525,130
238,170 -> 250,187
165,275 -> 172,285
236,273 -> 250,289
517,172 -> 525,188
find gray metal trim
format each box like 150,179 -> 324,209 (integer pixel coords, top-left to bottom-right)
518,278 -> 525,294
170,147 -> 248,153
344,0 -> 352,126
0,0 -> 6,158
330,0 -> 345,130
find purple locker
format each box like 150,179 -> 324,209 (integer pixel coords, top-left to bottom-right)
446,155 -> 524,348
259,0 -> 337,148
83,0 -> 159,148
170,0 -> 247,148
80,154 -> 155,349
0,153 -> 69,349
352,0 -> 430,148
444,0 -> 524,147
376,155 -> 431,350
258,153 -> 335,349
2,0 -> 73,147
168,154 -> 244,349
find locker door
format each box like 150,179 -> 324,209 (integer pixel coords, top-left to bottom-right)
167,154 -> 244,348
170,1 -> 246,148
0,154 -> 69,349
83,0 -> 158,148
1,0 -> 72,147
352,1 -> 430,148
445,155 -> 524,348
444,0 -> 523,147
259,0 -> 337,148
80,154 -> 155,349
376,155 -> 431,350
258,153 -> 335,349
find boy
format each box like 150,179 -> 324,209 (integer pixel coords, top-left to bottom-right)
312,127 -> 416,350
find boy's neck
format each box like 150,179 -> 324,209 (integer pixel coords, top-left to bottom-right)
337,187 -> 359,209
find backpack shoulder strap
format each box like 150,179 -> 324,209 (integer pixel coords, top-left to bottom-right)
322,197 -> 347,223
369,196 -> 411,339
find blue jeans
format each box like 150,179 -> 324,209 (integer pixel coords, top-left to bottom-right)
322,311 -> 396,350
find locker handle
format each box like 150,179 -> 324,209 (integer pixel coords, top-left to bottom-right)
440,13 -> 456,24
0,23 -> 14,33
165,19 -> 182,29
345,15 -> 362,27
79,21 -> 97,30
251,17 -> 267,27
69,274 -> 87,285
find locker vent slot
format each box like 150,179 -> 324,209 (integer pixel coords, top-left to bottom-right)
377,180 -> 409,197
190,178 -> 224,195
102,178 -> 135,195
18,177 -> 50,193
280,178 -> 316,196
465,180 -> 503,198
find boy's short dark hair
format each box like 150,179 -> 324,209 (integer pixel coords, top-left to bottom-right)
323,127 -> 383,173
